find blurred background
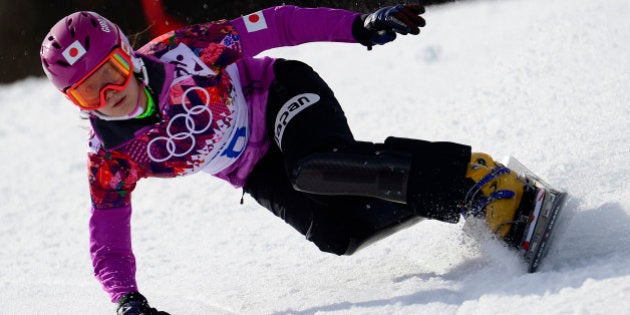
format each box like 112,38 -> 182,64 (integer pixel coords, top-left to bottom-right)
0,0 -> 460,84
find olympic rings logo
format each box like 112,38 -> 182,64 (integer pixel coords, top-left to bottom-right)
147,86 -> 214,163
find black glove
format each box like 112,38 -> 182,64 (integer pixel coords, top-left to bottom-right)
353,4 -> 426,50
117,292 -> 170,315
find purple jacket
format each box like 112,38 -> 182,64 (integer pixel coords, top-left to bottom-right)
88,6 -> 360,302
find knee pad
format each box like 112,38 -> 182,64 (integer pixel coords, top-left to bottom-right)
290,145 -> 412,204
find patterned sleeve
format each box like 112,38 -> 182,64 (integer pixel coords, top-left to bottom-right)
88,149 -> 143,209
137,20 -> 242,71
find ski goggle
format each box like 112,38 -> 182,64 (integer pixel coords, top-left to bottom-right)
65,47 -> 133,110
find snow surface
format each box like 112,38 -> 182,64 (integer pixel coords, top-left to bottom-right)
1,0 -> 629,313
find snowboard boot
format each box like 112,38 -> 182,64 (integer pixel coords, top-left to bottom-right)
463,153 -> 526,239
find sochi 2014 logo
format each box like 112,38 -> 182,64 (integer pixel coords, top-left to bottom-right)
147,86 -> 213,163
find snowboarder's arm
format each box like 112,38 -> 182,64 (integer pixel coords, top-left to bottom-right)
231,4 -> 426,56
87,150 -> 142,302
231,6 -> 360,57
90,204 -> 138,302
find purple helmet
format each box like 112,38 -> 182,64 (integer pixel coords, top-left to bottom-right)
41,11 -> 133,92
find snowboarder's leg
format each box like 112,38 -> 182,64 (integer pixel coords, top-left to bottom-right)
243,59 -> 423,255
284,136 -> 530,243
268,59 -> 473,223
292,137 -> 473,223
265,58 -> 529,247
244,144 -> 420,255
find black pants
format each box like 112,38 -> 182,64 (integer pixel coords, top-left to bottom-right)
243,60 -> 469,255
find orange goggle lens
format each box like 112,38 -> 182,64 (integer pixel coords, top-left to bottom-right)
66,48 -> 133,110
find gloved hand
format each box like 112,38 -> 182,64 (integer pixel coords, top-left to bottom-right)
353,3 -> 426,50
117,292 -> 170,315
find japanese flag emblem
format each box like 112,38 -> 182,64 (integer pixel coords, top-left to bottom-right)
62,40 -> 87,65
244,11 -> 267,33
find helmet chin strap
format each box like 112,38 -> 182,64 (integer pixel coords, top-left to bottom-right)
87,57 -> 152,121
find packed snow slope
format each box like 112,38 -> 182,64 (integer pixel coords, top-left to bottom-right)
1,0 -> 629,313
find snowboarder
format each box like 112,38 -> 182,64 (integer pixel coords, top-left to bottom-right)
41,4 -> 530,314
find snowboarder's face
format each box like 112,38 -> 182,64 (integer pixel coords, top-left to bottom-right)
65,47 -> 135,111
96,74 -> 146,117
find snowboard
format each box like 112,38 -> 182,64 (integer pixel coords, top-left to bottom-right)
503,157 -> 568,273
